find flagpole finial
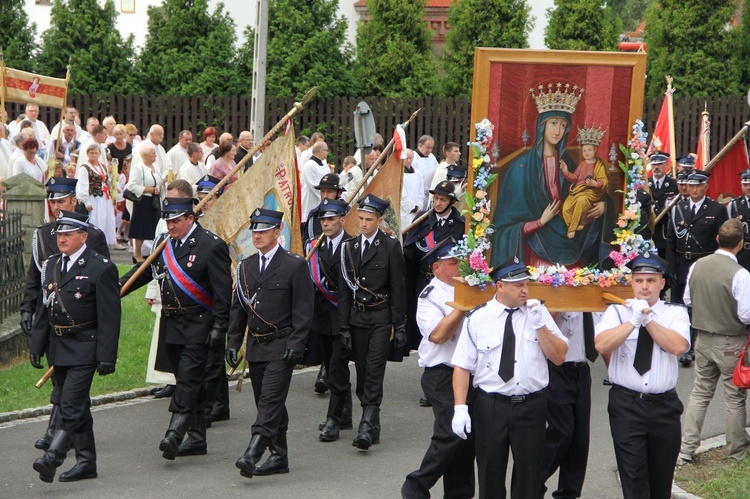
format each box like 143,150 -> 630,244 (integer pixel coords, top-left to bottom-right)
666,75 -> 673,88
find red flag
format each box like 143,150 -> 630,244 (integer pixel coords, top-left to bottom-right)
695,111 -> 710,170
706,138 -> 750,201
648,94 -> 671,158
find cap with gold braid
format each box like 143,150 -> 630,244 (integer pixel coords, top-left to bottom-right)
529,83 -> 584,115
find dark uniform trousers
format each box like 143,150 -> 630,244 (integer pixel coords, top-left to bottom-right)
248,358 -> 294,437
541,362 -> 591,499
204,336 -> 229,415
326,334 -> 351,397
475,389 -> 546,499
403,365 -> 476,499
165,342 -> 210,414
608,386 -> 683,499
351,323 -> 392,406
53,365 -> 97,433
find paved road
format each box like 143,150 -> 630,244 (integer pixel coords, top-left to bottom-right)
0,354 -> 735,498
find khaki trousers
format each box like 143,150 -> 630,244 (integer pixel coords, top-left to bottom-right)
681,332 -> 750,460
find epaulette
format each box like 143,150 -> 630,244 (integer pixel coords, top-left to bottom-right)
419,285 -> 434,298
289,252 -> 302,259
388,233 -> 397,239
342,236 -> 357,243
466,302 -> 488,318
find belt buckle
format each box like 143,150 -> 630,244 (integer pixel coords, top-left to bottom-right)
510,395 -> 525,403
53,327 -> 63,336
163,308 -> 171,317
685,251 -> 692,260
356,302 -> 366,312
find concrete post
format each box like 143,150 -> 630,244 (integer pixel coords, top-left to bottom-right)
2,173 -> 46,268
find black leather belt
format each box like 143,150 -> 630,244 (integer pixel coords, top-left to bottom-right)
676,251 -> 711,260
426,363 -> 454,372
612,384 -> 677,401
562,361 -> 588,368
50,321 -> 97,336
479,388 -> 545,403
251,327 -> 292,344
354,300 -> 389,312
162,305 -> 205,316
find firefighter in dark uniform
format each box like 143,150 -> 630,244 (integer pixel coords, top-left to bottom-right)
676,172 -> 690,202
225,209 -> 314,478
29,210 -> 121,483
339,194 -> 407,450
404,181 -> 465,367
121,196 -> 232,460
193,175 -> 231,426
308,198 -> 355,442
727,169 -> 750,271
21,177 -> 110,453
666,170 -> 728,366
302,173 -> 345,393
647,153 -> 678,259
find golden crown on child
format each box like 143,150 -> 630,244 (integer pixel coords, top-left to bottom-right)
576,125 -> 607,146
529,83 -> 584,114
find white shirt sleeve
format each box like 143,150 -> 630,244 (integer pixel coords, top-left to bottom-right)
683,262 -> 697,306
76,165 -> 91,208
733,268 -> 750,324
450,318 -> 477,371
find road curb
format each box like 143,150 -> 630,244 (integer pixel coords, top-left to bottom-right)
671,433 -> 729,499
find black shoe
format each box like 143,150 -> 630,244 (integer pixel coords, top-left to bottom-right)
254,432 -> 289,475
59,431 -> 97,482
418,396 -> 432,407
602,377 -> 612,386
354,406 -> 380,450
680,352 -> 694,367
154,384 -> 175,399
314,365 -> 328,394
159,413 -> 191,460
210,411 -> 230,422
176,412 -> 207,457
35,405 -> 61,451
33,429 -> 72,483
319,395 -> 346,442
235,434 -> 270,478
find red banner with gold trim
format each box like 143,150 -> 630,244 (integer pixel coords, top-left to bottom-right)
3,67 -> 67,108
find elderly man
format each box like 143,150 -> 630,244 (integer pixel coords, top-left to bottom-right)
166,130 -> 193,176
411,135 -> 440,207
132,125 -> 168,174
301,141 -> 331,225
296,135 -> 310,165
401,149 -> 424,230
23,103 -> 51,145
78,117 -> 99,143
235,131 -> 256,169
47,123 -> 80,166
300,132 -> 325,167
176,142 -> 208,192
50,106 -> 83,141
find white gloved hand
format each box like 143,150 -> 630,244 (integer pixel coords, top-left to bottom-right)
451,405 -> 471,440
526,299 -> 546,329
629,299 -> 650,328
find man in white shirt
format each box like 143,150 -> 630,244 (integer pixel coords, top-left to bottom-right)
402,238 -> 475,499
47,123 -> 80,166
595,253 -> 690,499
176,143 -> 207,192
300,141 -> 331,223
401,149 -> 424,230
166,130 -> 192,176
76,125 -> 108,168
299,132 -> 324,167
412,135 -> 440,209
23,104 -> 50,146
295,135 -> 310,166
451,257 -> 568,499
131,124 -> 168,174
78,117 -> 99,144
429,142 -> 461,202
50,106 -> 83,141
680,218 -> 750,464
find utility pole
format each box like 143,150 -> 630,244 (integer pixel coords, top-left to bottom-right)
250,0 -> 268,142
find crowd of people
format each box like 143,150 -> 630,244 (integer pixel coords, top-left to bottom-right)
15,103 -> 750,499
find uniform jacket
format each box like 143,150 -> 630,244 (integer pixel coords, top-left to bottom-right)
339,229 -> 406,328
122,223 -> 232,345
21,222 -> 109,315
30,247 -> 120,366
403,207 -> 465,286
648,175 -> 678,249
308,231 -> 350,336
227,246 -> 314,362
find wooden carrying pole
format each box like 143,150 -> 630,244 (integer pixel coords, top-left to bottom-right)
305,108 -> 422,261
602,292 -> 651,314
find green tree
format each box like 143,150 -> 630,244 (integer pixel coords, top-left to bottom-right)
37,0 -> 137,94
736,0 -> 750,89
137,0 -> 244,95
644,0 -> 739,97
252,0 -> 356,98
608,0 -> 653,32
355,0 -> 438,97
545,0 -> 619,51
441,0 -> 532,97
0,0 -> 37,72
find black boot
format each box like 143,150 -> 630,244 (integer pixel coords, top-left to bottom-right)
341,390 -> 353,430
176,412 -> 207,456
314,365 -> 328,394
319,395 -> 346,442
211,377 -> 230,422
33,429 -> 73,483
159,412 -> 191,460
35,405 -> 61,451
353,406 -> 379,450
235,434 -> 271,478
254,432 -> 289,475
153,384 -> 175,398
59,431 -> 97,482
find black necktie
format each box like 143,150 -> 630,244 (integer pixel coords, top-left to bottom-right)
328,240 -> 333,254
61,256 -> 70,278
438,219 -> 445,228
260,255 -> 267,275
498,308 -> 518,382
363,239 -> 371,255
582,312 -> 598,363
633,325 -> 654,375
691,204 -> 697,217
174,239 -> 182,250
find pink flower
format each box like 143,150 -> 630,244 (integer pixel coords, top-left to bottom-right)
539,274 -> 554,285
473,212 -> 484,222
469,250 -> 490,273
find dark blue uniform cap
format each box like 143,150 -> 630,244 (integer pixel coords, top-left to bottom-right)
195,174 -> 223,195
677,156 -> 696,168
46,177 -> 78,199
317,198 -> 348,219
686,170 -> 710,185
739,169 -> 750,183
489,256 -> 531,283
626,253 -> 669,275
422,237 -> 457,265
677,172 -> 689,184
446,164 -> 468,181
357,194 -> 389,214
250,207 -> 284,231
648,153 -> 669,165
55,209 -> 89,233
161,197 -> 194,220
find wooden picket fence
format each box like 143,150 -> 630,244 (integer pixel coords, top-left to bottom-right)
6,94 -> 749,165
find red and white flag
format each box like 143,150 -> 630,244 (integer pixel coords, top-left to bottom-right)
648,92 -> 673,158
695,110 -> 710,170
3,67 -> 67,108
706,137 -> 750,201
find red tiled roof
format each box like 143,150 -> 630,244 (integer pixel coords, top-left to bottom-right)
354,0 -> 452,7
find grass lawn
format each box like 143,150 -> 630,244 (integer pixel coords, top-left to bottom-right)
675,446 -> 750,499
0,265 -> 155,413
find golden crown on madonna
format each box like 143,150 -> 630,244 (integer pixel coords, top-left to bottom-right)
529,83 -> 584,115
576,124 -> 607,146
